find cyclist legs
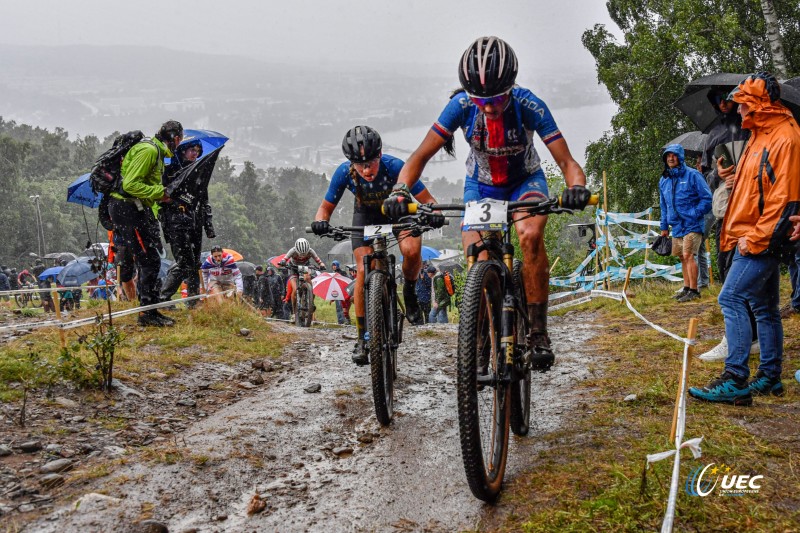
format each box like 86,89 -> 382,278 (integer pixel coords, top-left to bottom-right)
352,245 -> 374,365
398,230 -> 424,325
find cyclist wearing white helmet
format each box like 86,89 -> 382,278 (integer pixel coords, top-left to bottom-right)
384,36 -> 591,372
281,237 -> 325,309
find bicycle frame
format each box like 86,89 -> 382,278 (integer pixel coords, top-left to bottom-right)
362,235 -> 402,349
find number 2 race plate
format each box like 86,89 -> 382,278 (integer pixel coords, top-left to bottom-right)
363,224 -> 394,240
462,199 -> 508,231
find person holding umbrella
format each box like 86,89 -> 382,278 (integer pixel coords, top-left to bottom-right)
158,138 -> 216,306
689,73 -> 800,405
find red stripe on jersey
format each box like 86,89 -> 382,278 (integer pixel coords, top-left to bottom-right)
486,116 -> 509,186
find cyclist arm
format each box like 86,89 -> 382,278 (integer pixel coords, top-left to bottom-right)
233,268 -> 243,295
314,200 -> 336,222
545,138 -> 586,188
413,187 -> 437,205
397,130 -> 447,189
309,248 -> 325,269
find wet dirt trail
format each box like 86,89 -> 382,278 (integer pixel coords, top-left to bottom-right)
31,314 -> 598,532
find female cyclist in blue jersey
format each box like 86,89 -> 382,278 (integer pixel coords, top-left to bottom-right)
311,126 -> 443,365
384,36 -> 592,372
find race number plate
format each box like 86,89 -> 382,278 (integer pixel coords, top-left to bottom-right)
463,199 -> 508,231
363,224 -> 393,240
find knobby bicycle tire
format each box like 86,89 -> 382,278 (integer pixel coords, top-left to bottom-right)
31,291 -> 42,308
510,259 -> 532,436
457,261 -> 510,502
302,283 -> 314,327
367,271 -> 394,426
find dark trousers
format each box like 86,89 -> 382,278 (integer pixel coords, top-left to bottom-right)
161,226 -> 202,300
109,198 -> 162,307
420,301 -> 432,323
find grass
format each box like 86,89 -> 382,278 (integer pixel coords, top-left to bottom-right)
488,277 -> 800,532
0,298 -> 291,399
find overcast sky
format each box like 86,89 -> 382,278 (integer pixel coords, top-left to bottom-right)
0,0 -> 618,70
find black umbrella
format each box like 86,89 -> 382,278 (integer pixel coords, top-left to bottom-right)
778,82 -> 800,123
237,261 -> 256,277
674,73 -> 745,133
663,131 -> 708,157
165,146 -> 224,205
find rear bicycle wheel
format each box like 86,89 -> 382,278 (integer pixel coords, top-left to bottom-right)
367,271 -> 395,426
31,291 -> 42,308
457,261 -> 510,502
510,259 -> 532,436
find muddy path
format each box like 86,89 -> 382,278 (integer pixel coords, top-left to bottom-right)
28,313 -> 599,532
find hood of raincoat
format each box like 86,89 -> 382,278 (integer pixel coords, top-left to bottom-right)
662,143 -> 686,178
732,75 -> 794,132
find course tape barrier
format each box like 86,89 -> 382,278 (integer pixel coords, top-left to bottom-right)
0,284 -> 117,297
0,291 -> 233,334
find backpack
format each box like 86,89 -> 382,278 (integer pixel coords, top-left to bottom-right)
442,271 -> 455,296
88,130 -> 146,196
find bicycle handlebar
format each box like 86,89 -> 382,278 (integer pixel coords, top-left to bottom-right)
402,193 -> 600,214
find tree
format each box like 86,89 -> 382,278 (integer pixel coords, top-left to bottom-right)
582,0 -> 800,213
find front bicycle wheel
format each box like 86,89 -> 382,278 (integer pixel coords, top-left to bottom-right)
367,271 -> 395,426
14,293 -> 28,308
31,291 -> 42,308
510,259 -> 531,436
302,283 -> 314,327
457,261 -> 510,502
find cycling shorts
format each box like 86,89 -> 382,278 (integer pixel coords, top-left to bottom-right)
463,168 -> 549,203
350,210 -> 403,250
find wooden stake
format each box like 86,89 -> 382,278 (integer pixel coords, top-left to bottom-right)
623,267 -> 633,297
549,256 -> 560,274
670,318 -> 699,443
51,290 -> 66,350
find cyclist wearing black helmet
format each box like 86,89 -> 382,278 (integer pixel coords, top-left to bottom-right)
384,36 -> 591,371
311,125 -> 442,364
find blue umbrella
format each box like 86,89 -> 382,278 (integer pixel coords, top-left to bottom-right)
67,173 -> 102,208
58,258 -> 99,286
38,266 -> 63,282
180,129 -> 229,161
396,246 -> 441,263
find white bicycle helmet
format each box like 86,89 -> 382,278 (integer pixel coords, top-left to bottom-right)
295,238 -> 310,255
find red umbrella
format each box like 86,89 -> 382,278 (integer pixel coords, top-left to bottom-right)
311,272 -> 353,301
268,254 -> 287,267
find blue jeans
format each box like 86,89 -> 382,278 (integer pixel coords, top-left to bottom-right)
719,250 -> 783,380
788,250 -> 800,310
335,300 -> 347,324
429,306 -> 448,323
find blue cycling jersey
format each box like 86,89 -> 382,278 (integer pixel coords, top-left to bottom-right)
324,154 -> 427,213
431,87 -> 562,187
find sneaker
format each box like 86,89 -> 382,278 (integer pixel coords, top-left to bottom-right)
748,371 -> 784,396
688,371 -> 752,406
527,332 -> 555,372
750,341 -> 760,355
780,304 -> 799,319
672,287 -> 689,300
698,336 -> 727,362
677,289 -> 701,302
352,338 -> 369,366
138,311 -> 167,327
402,283 -> 424,326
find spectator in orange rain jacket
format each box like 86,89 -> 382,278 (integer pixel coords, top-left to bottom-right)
690,73 -> 800,406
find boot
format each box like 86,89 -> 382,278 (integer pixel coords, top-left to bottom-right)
527,302 -> 554,372
403,282 -> 424,326
138,310 -> 166,327
352,337 -> 369,366
152,310 -> 175,326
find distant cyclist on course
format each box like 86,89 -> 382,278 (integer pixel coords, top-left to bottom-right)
281,237 -> 326,308
310,126 -> 443,365
383,36 -> 591,371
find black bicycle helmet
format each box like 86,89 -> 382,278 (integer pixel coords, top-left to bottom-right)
342,126 -> 382,163
458,36 -> 518,97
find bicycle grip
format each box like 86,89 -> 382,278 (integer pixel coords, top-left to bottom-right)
305,227 -> 313,233
379,203 -> 419,215
557,193 -> 600,207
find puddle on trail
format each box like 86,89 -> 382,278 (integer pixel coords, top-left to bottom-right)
30,314 -> 600,533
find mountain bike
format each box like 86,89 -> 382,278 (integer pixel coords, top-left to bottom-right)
289,265 -> 316,327
410,193 -> 598,502
14,283 -> 42,309
308,217 -> 439,425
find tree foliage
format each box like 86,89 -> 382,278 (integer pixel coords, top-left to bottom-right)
582,0 -> 800,212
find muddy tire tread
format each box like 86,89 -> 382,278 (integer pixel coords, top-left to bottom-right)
510,259 -> 531,436
367,271 -> 393,425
